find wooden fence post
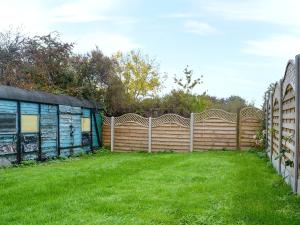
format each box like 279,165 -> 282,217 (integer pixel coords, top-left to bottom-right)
190,113 -> 194,152
294,54 -> 300,193
236,108 -> 241,150
111,116 -> 115,152
278,79 -> 283,174
148,117 -> 152,153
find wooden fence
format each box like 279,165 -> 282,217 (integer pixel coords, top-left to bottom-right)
102,107 -> 262,152
264,54 -> 300,194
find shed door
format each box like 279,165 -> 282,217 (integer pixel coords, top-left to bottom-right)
59,106 -> 82,157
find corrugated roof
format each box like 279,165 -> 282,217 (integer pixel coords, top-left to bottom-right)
0,85 -> 101,109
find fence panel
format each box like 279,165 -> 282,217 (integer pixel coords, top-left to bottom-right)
152,114 -> 190,151
103,116 -> 111,146
271,83 -> 281,172
114,114 -> 148,151
240,107 -> 263,149
194,110 -> 237,150
281,61 -> 296,183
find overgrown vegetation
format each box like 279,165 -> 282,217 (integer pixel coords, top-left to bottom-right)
0,29 -> 254,116
1,151 -> 300,225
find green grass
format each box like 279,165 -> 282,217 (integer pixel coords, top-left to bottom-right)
1,150 -> 300,225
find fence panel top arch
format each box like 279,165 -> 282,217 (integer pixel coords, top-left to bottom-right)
152,114 -> 190,128
114,113 -> 149,127
282,60 -> 296,95
240,107 -> 263,121
273,82 -> 281,106
194,109 -> 237,123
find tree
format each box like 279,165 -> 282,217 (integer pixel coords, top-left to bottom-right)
113,50 -> 163,101
0,29 -> 34,89
174,65 -> 203,93
23,32 -> 74,93
104,76 -> 127,116
70,47 -> 115,101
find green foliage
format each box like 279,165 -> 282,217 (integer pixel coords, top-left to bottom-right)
174,65 -> 203,93
275,135 -> 295,169
113,50 -> 163,100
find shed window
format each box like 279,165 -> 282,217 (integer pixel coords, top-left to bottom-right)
21,115 -> 39,133
82,118 -> 91,132
0,113 -> 16,133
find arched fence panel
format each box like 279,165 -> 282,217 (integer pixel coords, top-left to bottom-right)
271,83 -> 281,171
240,107 -> 263,149
281,84 -> 296,181
114,114 -> 148,151
194,110 -> 237,150
151,114 -> 190,152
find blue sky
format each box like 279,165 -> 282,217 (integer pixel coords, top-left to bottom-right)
1,0 -> 300,107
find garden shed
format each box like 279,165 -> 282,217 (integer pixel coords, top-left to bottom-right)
0,85 -> 102,166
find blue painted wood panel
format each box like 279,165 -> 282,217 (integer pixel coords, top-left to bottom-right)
41,104 -> 58,158
20,102 -> 38,115
59,105 -> 83,157
0,100 -> 17,113
82,108 -> 90,117
72,112 -> 83,155
0,100 -> 17,164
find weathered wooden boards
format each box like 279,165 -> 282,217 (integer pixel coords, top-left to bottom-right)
240,107 -> 263,150
152,123 -> 190,152
103,107 -> 262,152
194,115 -> 237,150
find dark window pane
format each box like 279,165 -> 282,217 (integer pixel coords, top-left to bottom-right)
0,114 -> 16,133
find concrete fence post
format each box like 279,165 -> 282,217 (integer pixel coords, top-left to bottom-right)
148,117 -> 152,153
278,79 -> 283,174
190,113 -> 194,152
294,55 -> 300,193
111,116 -> 115,152
270,92 -> 273,162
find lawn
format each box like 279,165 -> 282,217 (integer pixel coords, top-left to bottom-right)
1,150 -> 300,225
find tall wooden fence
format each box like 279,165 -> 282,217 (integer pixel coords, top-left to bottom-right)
264,54 -> 300,194
102,107 -> 262,153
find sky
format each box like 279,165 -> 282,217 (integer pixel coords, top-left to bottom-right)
1,0 -> 300,107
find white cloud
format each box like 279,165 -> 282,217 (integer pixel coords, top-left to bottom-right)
162,13 -> 198,19
184,20 -> 219,35
197,0 -> 300,59
242,35 -> 300,58
73,33 -> 140,55
203,0 -> 300,28
0,0 -> 139,54
50,0 -> 118,23
0,0 -> 50,34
